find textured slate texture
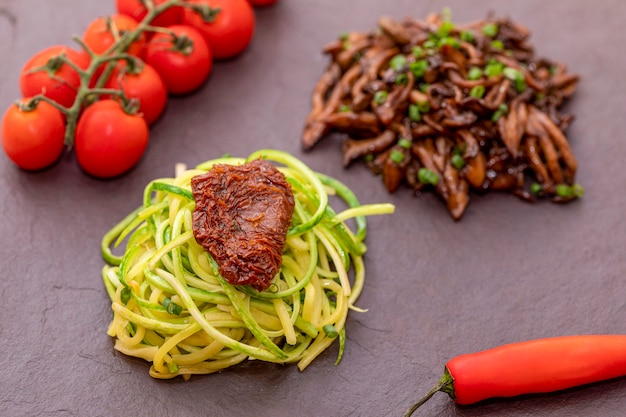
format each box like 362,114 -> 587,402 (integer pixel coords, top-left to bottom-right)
1,1 -> 625,416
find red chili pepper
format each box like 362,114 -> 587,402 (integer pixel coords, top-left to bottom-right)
405,335 -> 626,415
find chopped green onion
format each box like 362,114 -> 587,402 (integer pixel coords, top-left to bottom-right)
412,46 -> 424,58
342,41 -> 351,50
398,138 -> 412,149
390,149 -> 405,164
555,184 -> 573,198
409,59 -> 429,79
439,37 -> 460,49
163,297 -> 183,315
323,324 -> 339,338
423,39 -> 437,49
467,67 -> 483,80
120,287 -> 131,305
389,54 -> 407,72
530,182 -> 543,195
395,73 -> 409,85
491,40 -> 504,50
418,168 -> 440,185
503,67 -> 527,92
460,30 -> 475,43
363,154 -> 374,162
373,90 -> 388,105
338,32 -> 349,41
408,104 -> 421,122
469,84 -> 485,98
572,183 -> 585,198
339,104 -> 351,112
438,20 -> 455,38
451,154 -> 465,169
417,100 -> 430,113
484,59 -> 504,77
491,103 -> 509,122
535,92 -> 545,102
503,67 -> 522,80
482,23 -> 499,37
419,83 -> 430,93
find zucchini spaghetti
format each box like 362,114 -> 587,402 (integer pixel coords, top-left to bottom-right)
101,149 -> 394,379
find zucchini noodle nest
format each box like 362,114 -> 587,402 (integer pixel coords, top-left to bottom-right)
101,149 -> 395,379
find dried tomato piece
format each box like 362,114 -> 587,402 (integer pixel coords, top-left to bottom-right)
191,159 -> 295,291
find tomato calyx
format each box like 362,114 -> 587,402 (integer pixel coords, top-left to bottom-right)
25,54 -> 67,77
169,33 -> 197,56
188,4 -> 221,23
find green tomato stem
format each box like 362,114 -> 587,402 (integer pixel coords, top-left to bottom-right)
34,0 -> 190,146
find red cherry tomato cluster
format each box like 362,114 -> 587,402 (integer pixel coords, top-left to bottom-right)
2,0 -> 276,178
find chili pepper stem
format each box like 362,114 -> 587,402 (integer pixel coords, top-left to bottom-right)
405,368 -> 455,417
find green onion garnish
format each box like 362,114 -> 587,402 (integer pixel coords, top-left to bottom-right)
555,184 -> 573,198
389,54 -> 408,72
438,20 -> 455,38
390,149 -> 405,164
373,90 -> 388,105
469,85 -> 485,98
438,37 -> 460,49
339,104 -> 351,112
409,59 -> 429,79
485,59 -> 504,77
467,67 -> 483,80
491,103 -> 509,122
412,46 -> 424,58
482,23 -> 499,37
460,30 -> 474,43
398,138 -> 412,149
409,104 -> 421,122
423,39 -> 437,49
491,40 -> 504,50
572,183 -> 585,198
395,73 -> 409,85
503,67 -> 527,92
530,182 -> 543,195
418,168 -> 440,185
451,154 -> 465,169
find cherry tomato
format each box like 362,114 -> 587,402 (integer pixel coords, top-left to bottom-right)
83,14 -> 146,56
75,100 -> 149,178
116,0 -> 183,28
143,25 -> 212,95
182,0 -> 255,60
248,0 -> 278,6
1,99 -> 66,171
19,46 -> 90,109
104,60 -> 168,125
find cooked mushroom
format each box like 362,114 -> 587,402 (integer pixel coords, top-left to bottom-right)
301,11 -> 582,220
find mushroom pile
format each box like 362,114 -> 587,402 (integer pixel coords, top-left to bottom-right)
301,11 -> 582,220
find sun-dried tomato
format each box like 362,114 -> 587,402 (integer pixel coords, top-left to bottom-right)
191,159 -> 295,291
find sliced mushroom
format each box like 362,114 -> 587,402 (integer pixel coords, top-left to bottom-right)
341,129 -> 396,167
